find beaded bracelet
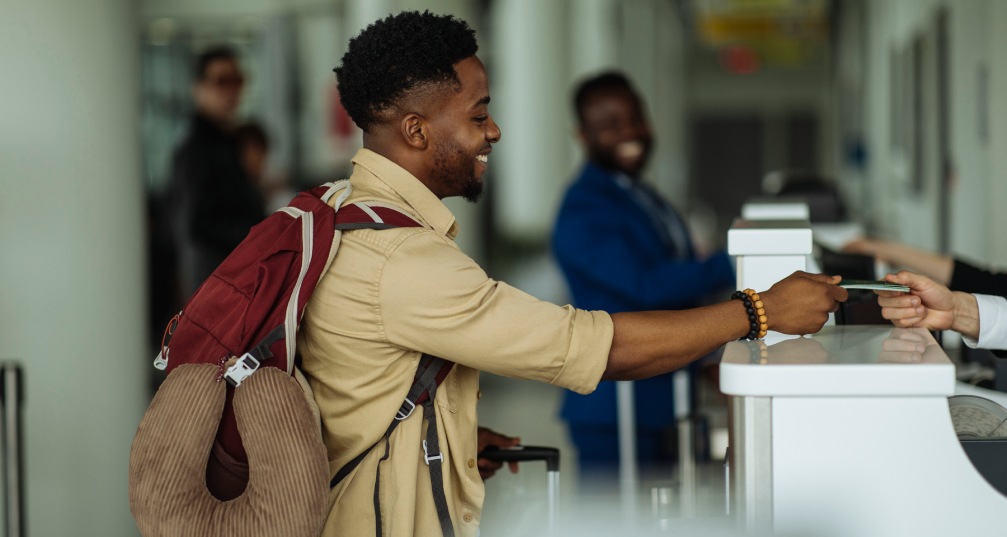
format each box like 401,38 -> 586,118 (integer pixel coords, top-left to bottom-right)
732,288 -> 769,340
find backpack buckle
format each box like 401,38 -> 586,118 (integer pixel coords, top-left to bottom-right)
422,440 -> 443,465
223,353 -> 260,387
396,399 -> 416,421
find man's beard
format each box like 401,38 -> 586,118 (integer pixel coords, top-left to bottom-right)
432,141 -> 484,203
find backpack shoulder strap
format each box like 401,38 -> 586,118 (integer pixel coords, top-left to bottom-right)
329,353 -> 455,537
329,355 -> 453,488
334,201 -> 422,230
311,180 -> 422,231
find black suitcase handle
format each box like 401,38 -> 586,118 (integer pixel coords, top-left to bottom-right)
479,445 -> 560,472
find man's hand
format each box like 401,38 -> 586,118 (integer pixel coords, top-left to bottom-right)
760,272 -> 848,335
476,427 -> 520,480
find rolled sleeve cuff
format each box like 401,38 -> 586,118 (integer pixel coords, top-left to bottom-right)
550,309 -> 613,395
965,294 -> 1007,350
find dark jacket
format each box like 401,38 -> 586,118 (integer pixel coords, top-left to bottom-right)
166,114 -> 265,298
552,161 -> 734,428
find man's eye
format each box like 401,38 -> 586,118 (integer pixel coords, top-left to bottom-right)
474,115 -> 488,122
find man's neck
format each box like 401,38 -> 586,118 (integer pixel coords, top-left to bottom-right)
362,137 -> 439,197
591,160 -> 641,183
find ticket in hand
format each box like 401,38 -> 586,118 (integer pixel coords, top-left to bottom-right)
838,279 -> 910,292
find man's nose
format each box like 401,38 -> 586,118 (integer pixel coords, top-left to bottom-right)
487,116 -> 501,143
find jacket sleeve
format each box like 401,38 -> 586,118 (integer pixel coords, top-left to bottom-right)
552,191 -> 734,311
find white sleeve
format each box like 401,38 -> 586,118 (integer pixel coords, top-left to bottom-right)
962,294 -> 1007,350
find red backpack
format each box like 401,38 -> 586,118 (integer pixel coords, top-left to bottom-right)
156,180 -> 433,465
129,181 -> 455,537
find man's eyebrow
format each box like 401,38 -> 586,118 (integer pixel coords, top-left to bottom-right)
470,96 -> 491,110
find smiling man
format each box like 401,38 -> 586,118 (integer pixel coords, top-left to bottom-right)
300,11 -> 846,537
552,72 -> 736,475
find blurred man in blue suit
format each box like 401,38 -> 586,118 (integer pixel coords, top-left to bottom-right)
552,72 -> 735,472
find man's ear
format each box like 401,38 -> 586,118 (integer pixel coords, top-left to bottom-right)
401,113 -> 428,150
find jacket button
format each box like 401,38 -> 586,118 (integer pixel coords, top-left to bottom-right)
463,513 -> 473,523
476,390 -> 482,400
468,458 -> 476,468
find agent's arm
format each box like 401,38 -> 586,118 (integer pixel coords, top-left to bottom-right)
843,238 -> 954,285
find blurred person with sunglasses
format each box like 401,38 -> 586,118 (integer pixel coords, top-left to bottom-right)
164,46 -> 266,300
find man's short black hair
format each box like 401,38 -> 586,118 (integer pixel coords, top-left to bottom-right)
194,45 -> 238,81
334,10 -> 478,132
573,71 -> 638,124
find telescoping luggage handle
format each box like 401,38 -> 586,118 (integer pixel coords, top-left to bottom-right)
479,445 -> 561,535
479,445 -> 560,471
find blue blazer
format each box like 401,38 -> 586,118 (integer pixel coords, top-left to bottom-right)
552,161 -> 734,428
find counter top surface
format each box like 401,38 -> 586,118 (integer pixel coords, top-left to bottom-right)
719,325 -> 955,396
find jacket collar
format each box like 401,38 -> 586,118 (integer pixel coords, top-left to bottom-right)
580,161 -> 637,195
350,148 -> 459,239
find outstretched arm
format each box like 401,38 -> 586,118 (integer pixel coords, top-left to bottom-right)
843,238 -> 954,285
604,272 -> 848,380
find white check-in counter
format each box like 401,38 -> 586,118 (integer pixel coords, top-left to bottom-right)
720,325 -> 1007,536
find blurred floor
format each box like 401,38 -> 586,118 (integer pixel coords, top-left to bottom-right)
476,373 -> 738,536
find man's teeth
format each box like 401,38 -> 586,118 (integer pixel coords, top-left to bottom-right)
616,142 -> 643,159
476,155 -> 488,163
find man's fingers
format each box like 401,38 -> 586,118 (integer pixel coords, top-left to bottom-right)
793,271 -> 841,284
829,284 -> 849,302
478,458 -> 503,472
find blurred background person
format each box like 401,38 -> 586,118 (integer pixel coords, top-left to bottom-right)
235,119 -> 296,213
552,71 -> 735,475
164,45 -> 265,300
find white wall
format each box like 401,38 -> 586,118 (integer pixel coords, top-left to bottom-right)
987,0 -> 1007,265
0,0 -> 147,535
855,0 -> 1003,266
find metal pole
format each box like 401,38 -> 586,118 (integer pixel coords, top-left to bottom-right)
1,362 -> 25,537
615,380 -> 638,524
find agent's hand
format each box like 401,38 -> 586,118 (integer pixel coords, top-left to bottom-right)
876,271 -> 955,331
760,271 -> 848,335
476,427 -> 520,480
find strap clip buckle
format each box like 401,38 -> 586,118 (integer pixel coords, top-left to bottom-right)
396,399 -> 416,421
423,440 -> 443,465
223,353 -> 260,387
